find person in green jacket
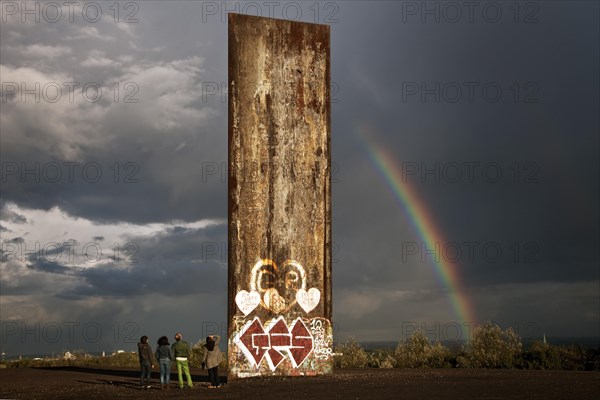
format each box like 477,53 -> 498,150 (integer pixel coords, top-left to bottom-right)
171,332 -> 193,389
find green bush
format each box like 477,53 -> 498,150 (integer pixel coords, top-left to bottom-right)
555,345 -> 586,371
583,348 -> 600,371
367,350 -> 394,368
389,330 -> 453,368
520,341 -> 563,370
459,322 -> 522,368
334,338 -> 369,368
190,339 -> 206,368
519,342 -> 600,371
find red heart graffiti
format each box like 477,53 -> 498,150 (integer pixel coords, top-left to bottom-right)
238,317 -> 313,370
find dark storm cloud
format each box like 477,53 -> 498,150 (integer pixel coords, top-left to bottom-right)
0,208 -> 27,224
1,3 -> 228,224
57,259 -> 225,300
27,259 -> 72,275
55,223 -> 228,299
0,223 -> 226,300
22,242 -> 74,264
330,2 -> 599,294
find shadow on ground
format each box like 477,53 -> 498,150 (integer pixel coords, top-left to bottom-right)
38,366 -> 227,384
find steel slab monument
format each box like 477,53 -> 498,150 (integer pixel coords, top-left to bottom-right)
227,13 -> 332,378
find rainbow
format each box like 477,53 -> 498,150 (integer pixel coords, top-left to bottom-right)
355,123 -> 476,325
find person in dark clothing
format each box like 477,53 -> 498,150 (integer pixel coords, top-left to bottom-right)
137,335 -> 154,389
155,336 -> 174,390
202,335 -> 222,388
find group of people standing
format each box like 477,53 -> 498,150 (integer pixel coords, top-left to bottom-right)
137,333 -> 223,390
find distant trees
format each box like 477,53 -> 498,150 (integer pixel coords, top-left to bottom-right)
2,323 -> 598,371
457,322 -> 522,368
334,322 -> 600,371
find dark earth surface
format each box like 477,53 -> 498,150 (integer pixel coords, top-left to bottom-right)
1,367 -> 599,399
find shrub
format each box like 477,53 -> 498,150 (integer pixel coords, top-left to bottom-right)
334,338 -> 369,368
520,342 -> 597,371
190,339 -> 206,368
378,355 -> 396,369
555,345 -> 586,371
583,348 -> 600,371
391,330 -> 452,368
459,322 -> 522,368
367,350 -> 393,368
520,341 -> 562,370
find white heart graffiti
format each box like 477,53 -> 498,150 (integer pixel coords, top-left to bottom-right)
242,258 -> 321,314
296,288 -> 321,313
235,290 -> 261,316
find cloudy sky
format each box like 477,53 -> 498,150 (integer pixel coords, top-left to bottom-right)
1,1 -> 598,356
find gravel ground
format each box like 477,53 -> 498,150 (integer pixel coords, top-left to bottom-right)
1,366 -> 599,399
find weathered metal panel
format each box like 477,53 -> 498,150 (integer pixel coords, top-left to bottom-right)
227,13 -> 332,378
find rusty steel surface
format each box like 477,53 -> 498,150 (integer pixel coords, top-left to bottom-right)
227,13 -> 331,378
